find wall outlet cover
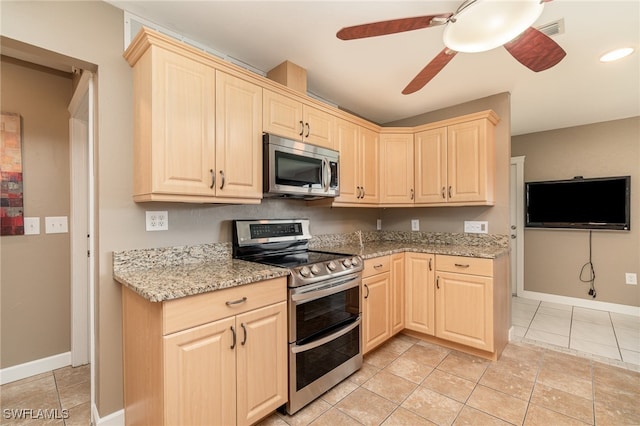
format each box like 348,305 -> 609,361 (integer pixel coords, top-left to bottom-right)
146,211 -> 169,231
411,219 -> 419,231
45,216 -> 68,234
464,221 -> 488,234
625,273 -> 637,285
24,217 -> 40,235
376,219 -> 382,230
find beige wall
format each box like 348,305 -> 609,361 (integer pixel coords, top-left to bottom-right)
382,93 -> 511,235
512,117 -> 639,306
0,58 -> 73,368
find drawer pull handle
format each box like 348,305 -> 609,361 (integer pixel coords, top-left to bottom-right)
429,258 -> 432,271
230,326 -> 236,349
226,297 -> 247,306
373,264 -> 383,269
241,323 -> 247,345
454,263 -> 470,268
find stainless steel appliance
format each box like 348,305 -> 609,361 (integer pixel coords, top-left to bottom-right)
232,219 -> 362,414
263,133 -> 339,199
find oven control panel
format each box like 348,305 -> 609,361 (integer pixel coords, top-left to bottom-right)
292,255 -> 363,286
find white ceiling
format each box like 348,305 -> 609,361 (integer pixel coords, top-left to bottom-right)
108,1 -> 639,135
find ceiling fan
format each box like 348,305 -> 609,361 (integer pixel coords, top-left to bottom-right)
337,0 -> 566,94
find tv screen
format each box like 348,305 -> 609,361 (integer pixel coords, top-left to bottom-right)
525,176 -> 631,230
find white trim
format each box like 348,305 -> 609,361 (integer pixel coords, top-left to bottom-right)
508,326 -> 515,342
0,352 -> 70,385
93,405 -> 125,426
519,290 -> 640,316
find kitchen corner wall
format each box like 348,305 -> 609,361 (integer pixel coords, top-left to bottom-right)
382,93 -> 512,235
512,117 -> 639,307
0,58 -> 73,369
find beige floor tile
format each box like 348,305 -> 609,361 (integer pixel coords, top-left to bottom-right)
541,347 -> 592,379
63,401 -> 91,426
335,388 -> 397,426
52,365 -> 89,389
500,342 -> 545,365
466,385 -> 528,425
382,355 -> 433,384
321,378 -> 359,405
348,363 -> 380,386
524,404 -> 591,426
593,379 -> 640,424
421,369 -> 475,403
452,405 -> 512,426
381,407 -> 435,425
592,361 -> 640,394
412,340 -> 451,366
57,379 -> 90,411
278,398 -> 332,426
488,353 -> 540,382
0,374 -> 61,426
256,412 -> 290,426
377,335 -> 415,356
361,371 -> 417,404
480,364 -> 535,401
401,386 -> 462,425
309,407 -> 363,426
364,347 -> 400,369
536,364 -> 593,400
436,351 -> 490,382
530,383 -> 594,424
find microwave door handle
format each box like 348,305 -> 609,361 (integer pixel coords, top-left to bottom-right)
323,158 -> 330,192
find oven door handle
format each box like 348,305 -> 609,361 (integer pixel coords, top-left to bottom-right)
290,276 -> 360,303
291,317 -> 360,354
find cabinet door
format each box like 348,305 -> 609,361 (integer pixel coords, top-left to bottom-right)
262,89 -> 303,140
303,106 -> 335,149
147,47 -> 216,197
447,119 -> 490,203
164,317 -> 236,426
435,271 -> 493,352
215,71 -> 263,200
362,272 -> 391,354
380,133 -> 414,204
404,253 -> 435,335
334,118 -> 360,203
236,302 -> 288,426
390,253 -> 405,335
414,128 -> 447,204
360,127 -> 380,203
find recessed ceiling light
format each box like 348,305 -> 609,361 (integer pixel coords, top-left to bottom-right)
599,47 -> 635,62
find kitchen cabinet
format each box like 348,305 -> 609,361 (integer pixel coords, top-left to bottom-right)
334,118 -> 380,205
125,36 -> 262,203
263,89 -> 335,149
404,252 -> 436,335
379,132 -> 415,205
390,253 -> 406,335
122,277 -> 288,426
414,111 -> 499,206
362,256 -> 391,354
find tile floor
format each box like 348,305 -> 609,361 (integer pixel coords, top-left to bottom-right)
261,332 -> 640,426
0,364 -> 90,426
511,296 -> 640,369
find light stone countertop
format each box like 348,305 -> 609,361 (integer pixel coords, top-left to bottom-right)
113,232 -> 509,302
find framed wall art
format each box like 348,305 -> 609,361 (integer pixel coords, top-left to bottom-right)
1,112 -> 24,236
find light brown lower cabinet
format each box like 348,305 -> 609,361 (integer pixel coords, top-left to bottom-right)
122,277 -> 288,426
362,256 -> 391,354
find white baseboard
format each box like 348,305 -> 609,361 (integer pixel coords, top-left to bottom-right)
93,404 -> 124,426
0,352 -> 71,385
518,290 -> 640,316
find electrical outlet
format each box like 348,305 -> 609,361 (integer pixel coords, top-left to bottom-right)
464,221 -> 488,234
626,273 -> 637,285
24,217 -> 40,235
146,211 -> 168,231
376,219 -> 382,230
411,219 -> 419,231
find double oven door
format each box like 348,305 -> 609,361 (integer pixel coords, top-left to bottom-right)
287,272 -> 362,414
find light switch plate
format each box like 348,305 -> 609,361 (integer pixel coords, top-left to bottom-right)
24,217 -> 40,235
45,216 -> 68,234
376,219 -> 382,230
626,273 -> 637,285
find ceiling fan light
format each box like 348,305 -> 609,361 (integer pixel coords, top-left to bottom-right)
599,47 -> 635,62
443,0 -> 544,53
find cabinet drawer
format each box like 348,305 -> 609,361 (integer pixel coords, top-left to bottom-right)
363,256 -> 390,278
436,255 -> 493,277
163,277 -> 287,335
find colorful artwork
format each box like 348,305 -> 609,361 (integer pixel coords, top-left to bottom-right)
1,112 -> 24,236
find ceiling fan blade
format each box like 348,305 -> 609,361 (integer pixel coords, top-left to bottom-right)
402,48 -> 457,95
337,14 -> 452,40
504,27 -> 566,72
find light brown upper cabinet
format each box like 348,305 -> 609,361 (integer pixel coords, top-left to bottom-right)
333,118 -> 380,206
415,111 -> 499,206
125,31 -> 262,203
263,89 -> 335,149
379,132 -> 415,204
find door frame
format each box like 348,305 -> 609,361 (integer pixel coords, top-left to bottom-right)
510,156 -> 525,296
68,70 -> 95,417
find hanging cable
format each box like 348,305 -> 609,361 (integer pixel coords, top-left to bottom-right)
579,230 -> 596,298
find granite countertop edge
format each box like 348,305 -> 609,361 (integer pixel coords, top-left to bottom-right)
113,238 -> 509,302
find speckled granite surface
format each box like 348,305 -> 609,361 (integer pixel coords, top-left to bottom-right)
113,232 -> 509,302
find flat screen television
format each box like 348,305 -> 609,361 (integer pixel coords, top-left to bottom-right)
525,176 -> 631,230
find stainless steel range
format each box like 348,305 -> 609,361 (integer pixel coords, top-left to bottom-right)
232,219 -> 363,414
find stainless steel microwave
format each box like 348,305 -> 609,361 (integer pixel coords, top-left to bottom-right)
263,133 -> 339,199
